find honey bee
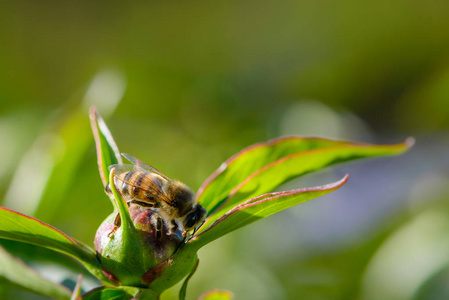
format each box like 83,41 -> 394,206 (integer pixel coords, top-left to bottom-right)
105,153 -> 207,237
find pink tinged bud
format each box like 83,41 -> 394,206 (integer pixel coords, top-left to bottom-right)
94,205 -> 183,287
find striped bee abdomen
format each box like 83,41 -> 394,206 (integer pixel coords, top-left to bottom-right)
118,171 -> 137,198
105,171 -> 164,206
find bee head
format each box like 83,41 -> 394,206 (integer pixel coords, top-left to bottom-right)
183,205 -> 207,232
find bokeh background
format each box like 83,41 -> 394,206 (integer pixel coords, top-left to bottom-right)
1,1 -> 449,299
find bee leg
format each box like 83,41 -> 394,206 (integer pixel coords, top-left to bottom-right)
108,213 -> 121,237
155,215 -> 162,240
180,223 -> 190,239
127,200 -> 156,208
169,220 -> 179,234
180,231 -> 190,245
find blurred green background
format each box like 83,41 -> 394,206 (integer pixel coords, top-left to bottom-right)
1,1 -> 449,299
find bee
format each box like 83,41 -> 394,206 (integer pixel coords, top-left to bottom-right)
105,153 -> 207,238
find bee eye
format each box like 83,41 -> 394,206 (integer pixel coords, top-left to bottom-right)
184,213 -> 198,229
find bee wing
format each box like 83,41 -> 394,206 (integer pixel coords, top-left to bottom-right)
121,153 -> 171,182
139,177 -> 172,205
108,164 -> 136,175
108,164 -> 173,205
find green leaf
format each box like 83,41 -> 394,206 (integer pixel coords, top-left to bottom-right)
191,175 -> 348,248
0,208 -> 94,261
199,290 -> 234,300
0,207 -> 109,283
77,286 -> 136,300
179,259 -> 199,300
0,245 -> 71,300
90,106 -> 122,187
0,239 -> 92,276
71,275 -> 83,300
197,137 -> 413,218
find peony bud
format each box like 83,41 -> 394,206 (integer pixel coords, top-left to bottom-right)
95,204 -> 183,287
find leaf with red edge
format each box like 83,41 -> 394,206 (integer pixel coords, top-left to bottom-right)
191,175 -> 348,248
90,106 -> 122,187
197,137 -> 413,219
0,239 -> 93,276
0,207 -> 109,283
71,275 -> 83,300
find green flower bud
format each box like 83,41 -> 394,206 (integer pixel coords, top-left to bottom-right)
94,204 -> 183,287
